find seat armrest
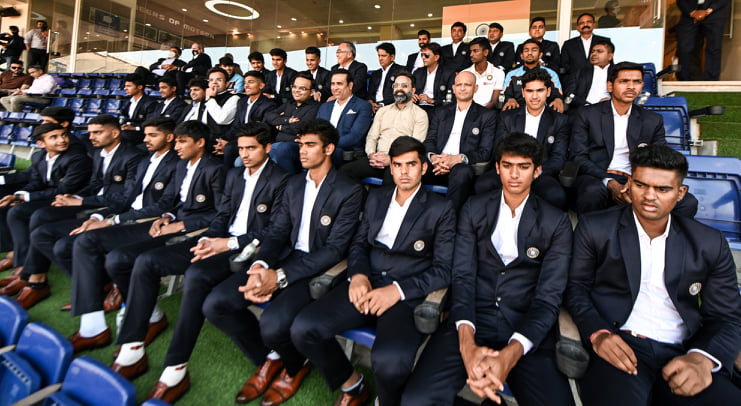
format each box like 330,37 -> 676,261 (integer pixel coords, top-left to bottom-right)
472,162 -> 489,177
309,259 -> 348,299
413,287 -> 449,334
228,246 -> 261,273
10,382 -> 63,406
555,307 -> 590,379
689,106 -> 725,118
165,227 -> 209,246
559,161 -> 579,188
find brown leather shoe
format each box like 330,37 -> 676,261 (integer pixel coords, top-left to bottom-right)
0,277 -> 26,296
146,372 -> 191,403
236,358 -> 284,404
68,328 -> 111,353
111,352 -> 148,380
103,285 -> 122,313
15,285 -> 50,309
260,363 -> 312,406
0,257 -> 13,273
60,302 -> 71,311
334,379 -> 371,406
112,315 -> 169,359
0,266 -> 21,287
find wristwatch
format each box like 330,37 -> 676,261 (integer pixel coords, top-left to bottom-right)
275,268 -> 288,289
227,237 -> 239,250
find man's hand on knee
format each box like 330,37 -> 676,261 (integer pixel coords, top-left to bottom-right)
662,352 -> 715,396
592,331 -> 638,375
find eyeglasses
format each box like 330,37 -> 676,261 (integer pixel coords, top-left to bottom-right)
291,85 -> 310,91
392,83 -> 410,88
9,66 -> 22,70
421,53 -> 431,58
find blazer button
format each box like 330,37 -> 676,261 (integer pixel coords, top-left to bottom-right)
381,271 -> 387,276
613,322 -> 620,327
500,271 -> 505,276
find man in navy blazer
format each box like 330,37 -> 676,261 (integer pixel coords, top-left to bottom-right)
331,41 -> 368,100
292,136 -> 456,406
367,42 -> 405,113
110,124 -> 288,399
413,42 -> 456,115
316,69 -> 372,166
565,145 -> 741,405
153,76 -> 187,120
563,39 -> 614,115
559,13 -> 609,84
440,21 -> 471,73
264,48 -> 298,106
486,23 -> 516,72
403,133 -> 574,406
405,30 -> 431,73
477,69 -> 569,209
423,71 -> 497,210
67,120 -> 225,354
571,62 -> 697,217
120,73 -> 159,145
11,117 -> 177,309
210,119 -> 362,405
305,47 -> 332,102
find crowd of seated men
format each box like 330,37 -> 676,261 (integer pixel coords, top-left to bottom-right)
0,12 -> 739,406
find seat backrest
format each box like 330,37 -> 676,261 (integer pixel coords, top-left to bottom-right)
104,99 -> 121,115
0,152 -> 16,168
685,155 -> 741,242
642,96 -> 691,152
69,98 -> 85,113
51,97 -> 70,107
85,99 -> 102,114
52,356 -> 136,406
0,351 -> 42,406
641,62 -> 657,95
15,323 -> 73,386
76,79 -> 91,89
93,79 -> 108,89
13,126 -> 33,145
0,297 -> 27,347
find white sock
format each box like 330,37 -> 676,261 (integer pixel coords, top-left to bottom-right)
79,311 -> 107,337
149,304 -> 164,323
114,341 -> 145,366
160,363 -> 188,387
266,350 -> 281,361
342,373 -> 363,392
375,397 -> 379,406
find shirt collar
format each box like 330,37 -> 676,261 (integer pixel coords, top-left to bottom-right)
45,152 -> 60,163
130,94 -> 142,103
500,191 -> 529,218
526,106 -> 546,119
187,157 -> 202,171
633,211 -> 671,241
305,170 -> 328,190
100,142 -> 121,158
151,149 -> 170,163
391,183 -> 422,209
243,158 -> 268,180
611,101 -> 632,118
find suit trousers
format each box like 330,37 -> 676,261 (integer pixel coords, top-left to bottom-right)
5,200 -> 56,269
339,157 -> 393,185
402,316 -> 573,406
164,250 -> 244,366
677,11 -> 727,81
116,238 -> 199,345
269,142 -> 301,174
579,332 -> 741,406
23,217 -> 85,277
291,280 -> 424,406
423,163 -> 474,211
475,171 -> 567,210
70,221 -> 170,316
575,174 -> 698,218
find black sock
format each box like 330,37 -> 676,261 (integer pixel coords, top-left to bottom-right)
28,281 -> 47,289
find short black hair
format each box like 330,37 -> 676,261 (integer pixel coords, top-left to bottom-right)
592,38 -> 615,54
605,0 -> 619,12
124,73 -> 146,87
33,123 -> 65,141
376,42 -> 395,56
269,48 -> 288,60
521,68 -> 553,87
469,37 -> 490,52
248,51 -> 265,63
9,26 -> 18,32
28,64 -> 44,72
9,60 -> 22,67
417,29 -> 431,38
158,75 -> 177,88
608,61 -> 644,83
142,116 -> 176,134
305,46 -> 321,57
293,71 -> 315,89
296,118 -> 339,148
422,42 -> 442,56
207,67 -> 228,80
187,78 -> 208,90
577,13 -> 596,23
219,56 -> 235,67
521,38 -> 542,53
40,106 -> 75,125
530,17 -> 546,27
88,114 -> 120,129
489,22 -> 504,32
394,69 -> 415,89
243,70 -> 265,83
494,132 -> 544,167
630,144 -> 688,182
235,122 -> 274,147
451,21 -> 467,33
389,136 -> 426,163
174,120 -> 209,143
170,46 -> 182,56
331,68 -> 354,86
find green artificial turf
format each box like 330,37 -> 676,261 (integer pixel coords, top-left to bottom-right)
677,92 -> 741,159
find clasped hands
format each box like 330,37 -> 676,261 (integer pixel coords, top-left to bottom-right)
347,274 -> 400,316
430,154 -> 463,175
238,263 -> 279,303
459,325 -> 523,404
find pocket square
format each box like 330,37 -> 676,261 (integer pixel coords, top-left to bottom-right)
346,109 -> 357,114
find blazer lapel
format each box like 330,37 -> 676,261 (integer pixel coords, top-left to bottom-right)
309,169 -> 336,248
536,109 -> 552,144
663,220 -> 685,304
185,160 -> 206,203
618,208 -> 642,301
601,102 -> 615,160
510,198 -> 537,267
245,164 -> 269,226
626,106 -> 642,149
392,188 -> 426,251
439,105 -> 455,150
485,193 -> 504,265
368,188 -> 394,243
514,109 -> 526,133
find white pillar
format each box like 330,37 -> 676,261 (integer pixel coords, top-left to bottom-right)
68,0 -> 82,72
557,0 -> 573,46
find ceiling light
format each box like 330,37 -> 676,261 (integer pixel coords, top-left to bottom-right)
145,23 -> 151,26
427,13 -> 433,17
277,25 -> 282,28
182,8 -> 187,11
339,19 -> 344,24
204,0 -> 260,20
291,17 -> 296,21
374,4 -> 380,8
367,26 -> 372,30
202,19 -> 208,22
410,23 -> 415,27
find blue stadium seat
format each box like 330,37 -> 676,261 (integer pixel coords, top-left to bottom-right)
69,98 -> 85,114
0,112 -> 8,121
641,63 -> 657,96
642,96 -> 691,153
0,125 -> 14,144
685,155 -> 741,247
92,79 -> 108,89
93,89 -> 110,97
361,177 -> 383,186
340,327 -> 376,349
7,112 -> 24,122
147,89 -> 162,98
23,113 -> 42,124
71,116 -> 89,129
76,79 -> 91,90
43,356 -> 136,406
141,399 -> 171,406
76,88 -> 93,98
0,297 -> 27,348
111,89 -> 128,98
84,99 -> 103,116
0,152 -> 16,170
103,99 -> 122,115
0,322 -> 73,406
109,79 -> 123,90
11,126 -> 34,147
58,88 -> 77,97
424,184 -> 449,194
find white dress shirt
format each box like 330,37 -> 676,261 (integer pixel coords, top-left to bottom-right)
586,65 -> 610,104
131,150 -> 170,210
128,95 -> 142,119
274,71 -> 283,94
228,159 -> 268,236
97,142 -> 121,196
524,107 -> 545,138
294,171 -> 328,253
45,152 -> 60,182
604,102 -> 632,186
375,65 -> 391,103
412,53 -> 424,72
26,74 -> 57,94
441,104 -> 469,155
451,41 -> 461,55
244,97 -> 258,123
179,158 -> 201,203
421,66 -> 437,105
581,35 -> 593,60
330,96 -> 351,128
152,57 -> 176,76
183,102 -> 201,121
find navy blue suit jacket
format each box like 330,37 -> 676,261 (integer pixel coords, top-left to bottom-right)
413,65 -> 455,107
367,63 -> 405,105
122,155 -> 225,230
571,100 -> 666,180
424,102 -> 497,164
347,186 -> 456,302
265,100 -> 321,143
516,39 -> 561,71
495,106 -> 569,177
155,97 -> 188,120
204,159 -> 289,247
78,142 -> 146,207
254,167 -> 363,284
441,42 -> 471,72
331,61 -> 369,100
224,94 -> 279,141
487,41 -> 516,72
22,144 -> 92,201
560,34 -> 609,78
313,67 -> 332,102
565,206 -> 741,374
316,97 -> 372,151
264,67 -> 298,105
120,95 -> 159,127
96,149 -> 179,218
453,192 -> 572,349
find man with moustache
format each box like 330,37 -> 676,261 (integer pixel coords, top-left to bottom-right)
405,30 -> 431,73
560,13 -> 609,84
